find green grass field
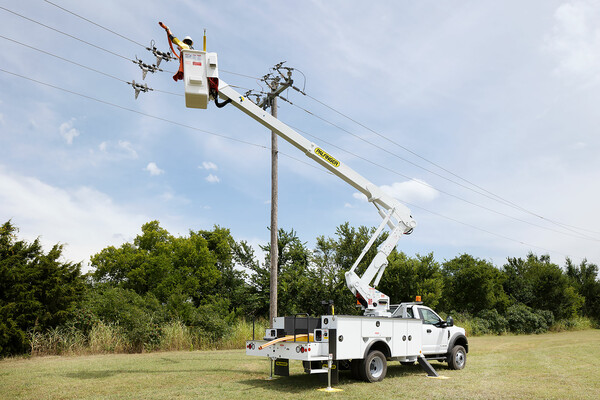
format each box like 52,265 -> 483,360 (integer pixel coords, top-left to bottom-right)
2,330 -> 599,399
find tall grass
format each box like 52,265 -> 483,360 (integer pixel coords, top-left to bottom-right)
160,320 -> 194,351
88,322 -> 128,353
29,318 -> 270,356
30,327 -> 86,356
28,315 -> 595,357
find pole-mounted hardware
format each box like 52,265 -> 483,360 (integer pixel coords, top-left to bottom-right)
132,56 -> 163,80
127,79 -> 153,99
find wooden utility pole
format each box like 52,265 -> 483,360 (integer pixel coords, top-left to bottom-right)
269,93 -> 278,328
257,66 -> 292,328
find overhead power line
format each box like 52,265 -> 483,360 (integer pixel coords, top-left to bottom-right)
187,83 -> 600,243
18,2 -> 595,243
42,1 -> 262,82
0,67 -> 591,262
0,5 -> 130,61
43,0 -> 147,48
289,91 -> 600,241
286,123 -> 599,243
4,4 -> 595,255
0,34 -> 180,97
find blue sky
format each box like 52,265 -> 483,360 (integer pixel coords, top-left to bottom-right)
1,0 -> 600,271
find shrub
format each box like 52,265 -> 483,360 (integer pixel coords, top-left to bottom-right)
506,303 -> 552,334
478,309 -> 509,334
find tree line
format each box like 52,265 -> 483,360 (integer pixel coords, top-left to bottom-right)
1,219 -> 599,357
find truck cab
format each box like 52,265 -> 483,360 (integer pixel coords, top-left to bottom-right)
391,302 -> 468,370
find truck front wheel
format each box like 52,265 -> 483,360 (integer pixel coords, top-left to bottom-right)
361,350 -> 387,382
448,345 -> 466,370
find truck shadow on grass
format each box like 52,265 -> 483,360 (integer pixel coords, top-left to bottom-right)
238,362 -> 448,393
62,366 -> 258,380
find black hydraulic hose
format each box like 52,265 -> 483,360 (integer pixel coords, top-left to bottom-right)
214,96 -> 232,108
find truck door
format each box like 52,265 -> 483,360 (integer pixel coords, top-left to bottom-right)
419,308 -> 448,355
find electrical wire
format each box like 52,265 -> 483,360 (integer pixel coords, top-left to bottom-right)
298,91 -> 600,240
43,0 -> 147,48
0,67 -> 591,262
42,1 -> 263,81
286,123 -> 599,243
0,5 -> 131,61
31,0 -> 592,240
221,83 -> 600,242
0,34 -> 181,97
3,4 -> 595,256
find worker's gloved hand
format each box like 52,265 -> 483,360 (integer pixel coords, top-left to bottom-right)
159,21 -> 172,35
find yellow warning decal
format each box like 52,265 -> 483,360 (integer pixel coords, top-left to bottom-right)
276,361 -> 288,367
315,147 -> 340,168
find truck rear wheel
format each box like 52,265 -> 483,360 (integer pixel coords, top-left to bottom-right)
448,345 -> 466,370
361,350 -> 387,382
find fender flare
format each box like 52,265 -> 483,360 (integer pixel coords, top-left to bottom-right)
362,339 -> 391,359
448,333 -> 469,354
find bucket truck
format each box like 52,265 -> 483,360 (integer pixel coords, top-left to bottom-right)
174,40 -> 468,383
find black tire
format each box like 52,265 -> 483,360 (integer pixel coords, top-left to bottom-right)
360,350 -> 387,382
447,345 -> 467,370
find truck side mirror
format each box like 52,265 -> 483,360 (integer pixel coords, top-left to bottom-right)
446,316 -> 454,327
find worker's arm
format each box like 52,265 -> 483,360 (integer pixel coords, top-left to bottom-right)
159,22 -> 189,55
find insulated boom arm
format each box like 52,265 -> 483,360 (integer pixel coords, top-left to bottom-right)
216,81 -> 416,316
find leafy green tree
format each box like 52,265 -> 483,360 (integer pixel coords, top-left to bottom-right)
566,258 -> 600,321
311,223 -> 389,315
253,228 -> 314,316
0,221 -> 84,356
441,254 -> 509,314
199,227 -> 249,313
503,253 -> 583,320
90,221 -> 221,309
379,252 -> 443,308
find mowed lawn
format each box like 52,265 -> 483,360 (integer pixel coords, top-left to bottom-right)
1,330 -> 599,400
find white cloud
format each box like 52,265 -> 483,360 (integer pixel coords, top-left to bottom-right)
380,179 -> 440,204
545,1 -> 600,76
0,166 -> 147,268
145,162 -> 164,176
205,174 -> 220,183
199,161 -> 218,170
59,118 -> 80,145
117,141 -> 138,159
98,140 -> 138,159
353,193 -> 366,201
352,180 -> 439,204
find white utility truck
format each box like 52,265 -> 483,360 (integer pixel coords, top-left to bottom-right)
175,39 -> 468,383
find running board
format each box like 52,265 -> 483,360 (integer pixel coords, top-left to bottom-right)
418,356 -> 439,377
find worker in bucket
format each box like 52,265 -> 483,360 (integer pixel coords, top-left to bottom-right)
158,22 -> 193,81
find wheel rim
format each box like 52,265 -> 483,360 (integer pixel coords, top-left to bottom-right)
369,357 -> 384,379
455,350 -> 465,368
